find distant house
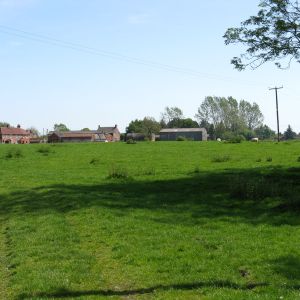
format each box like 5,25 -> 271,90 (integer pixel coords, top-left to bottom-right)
47,125 -> 120,143
0,125 -> 31,144
160,128 -> 208,141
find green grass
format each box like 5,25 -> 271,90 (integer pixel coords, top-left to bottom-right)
0,141 -> 299,299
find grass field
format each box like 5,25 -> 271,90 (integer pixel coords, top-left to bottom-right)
0,141 -> 299,299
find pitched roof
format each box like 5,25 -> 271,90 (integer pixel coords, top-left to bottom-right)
160,128 -> 206,133
48,127 -> 118,137
0,127 -> 30,135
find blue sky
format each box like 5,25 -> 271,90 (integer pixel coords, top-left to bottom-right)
1,0 -> 299,133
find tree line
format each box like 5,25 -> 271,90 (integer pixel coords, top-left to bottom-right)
125,96 -> 298,140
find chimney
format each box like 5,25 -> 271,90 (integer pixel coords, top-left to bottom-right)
17,124 -> 21,128
114,124 -> 117,128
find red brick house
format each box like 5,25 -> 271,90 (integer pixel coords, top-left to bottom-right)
47,125 -> 120,143
0,125 -> 31,144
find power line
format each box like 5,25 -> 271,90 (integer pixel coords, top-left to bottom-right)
0,24 -> 269,86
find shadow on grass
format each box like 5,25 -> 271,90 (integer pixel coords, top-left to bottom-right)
271,255 -> 300,281
0,166 -> 299,226
18,280 -> 269,299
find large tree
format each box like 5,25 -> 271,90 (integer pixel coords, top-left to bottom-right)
283,124 -> 297,139
195,96 -> 264,135
53,123 -> 70,132
161,107 -> 184,124
27,127 -> 40,137
167,118 -> 199,128
126,117 -> 161,138
0,122 -> 10,127
224,0 -> 300,70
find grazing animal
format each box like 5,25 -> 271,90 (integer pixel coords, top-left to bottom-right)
217,138 -> 222,142
251,138 -> 259,142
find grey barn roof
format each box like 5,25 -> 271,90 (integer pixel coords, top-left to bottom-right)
160,128 -> 206,133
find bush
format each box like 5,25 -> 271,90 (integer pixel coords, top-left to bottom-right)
211,155 -> 231,163
4,149 -> 23,159
228,135 -> 245,144
37,146 -> 53,155
107,165 -> 130,179
177,136 -> 187,141
126,139 -> 137,144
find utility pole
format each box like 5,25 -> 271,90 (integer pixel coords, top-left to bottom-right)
269,86 -> 283,142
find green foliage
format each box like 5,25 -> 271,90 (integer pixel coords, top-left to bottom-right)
4,149 -> 23,159
36,146 -> 53,156
224,0 -> 300,70
297,156 -> 300,162
283,125 -> 297,140
228,135 -> 245,144
126,138 -> 137,144
81,128 -> 90,131
27,127 -> 40,137
266,156 -> 273,162
53,123 -> 70,132
167,117 -> 199,128
176,136 -> 187,141
255,125 -> 276,140
126,117 -> 161,138
195,96 -> 264,139
0,121 -> 10,127
161,106 -> 184,125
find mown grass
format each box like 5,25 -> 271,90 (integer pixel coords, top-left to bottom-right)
0,141 -> 299,299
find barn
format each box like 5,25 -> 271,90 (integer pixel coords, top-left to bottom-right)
47,125 -> 120,143
160,128 -> 207,141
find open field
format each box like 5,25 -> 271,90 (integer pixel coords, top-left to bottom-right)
0,141 -> 299,299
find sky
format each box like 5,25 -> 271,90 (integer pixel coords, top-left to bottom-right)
0,0 -> 300,133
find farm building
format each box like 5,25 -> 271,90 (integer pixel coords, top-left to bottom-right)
0,125 -> 32,144
126,132 -> 156,141
160,128 -> 207,141
47,125 -> 120,143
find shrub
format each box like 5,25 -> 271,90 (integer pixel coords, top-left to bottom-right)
228,135 -> 245,144
107,165 -> 130,179
37,146 -> 53,155
212,155 -> 231,163
126,139 -> 137,144
4,149 -> 23,159
177,136 -> 187,141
